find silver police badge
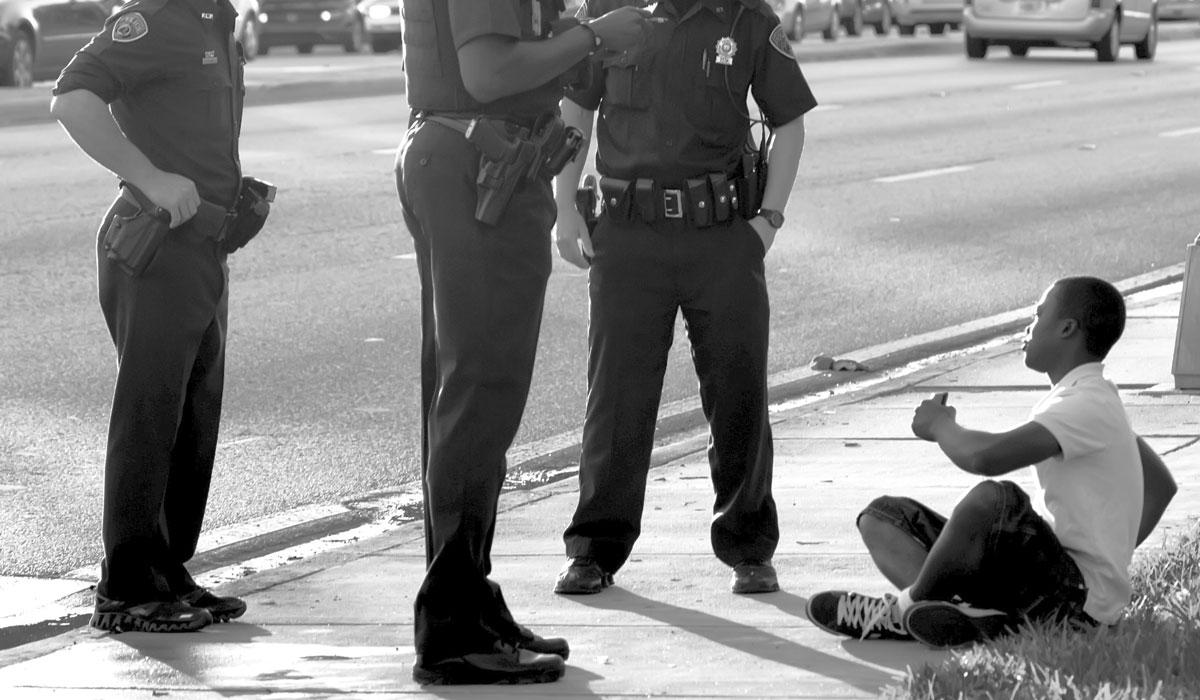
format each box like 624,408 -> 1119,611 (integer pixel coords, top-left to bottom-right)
715,36 -> 737,66
112,12 -> 149,43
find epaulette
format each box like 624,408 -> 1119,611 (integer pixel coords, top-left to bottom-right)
737,0 -> 777,19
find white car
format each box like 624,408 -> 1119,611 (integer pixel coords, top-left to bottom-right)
963,0 -> 1157,61
358,0 -> 400,53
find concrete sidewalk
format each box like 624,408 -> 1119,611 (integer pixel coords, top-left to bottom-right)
0,279 -> 1196,698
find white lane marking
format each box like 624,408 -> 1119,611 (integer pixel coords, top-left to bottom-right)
873,164 -> 976,184
371,148 -> 396,155
1011,79 -> 1066,91
393,253 -> 416,260
812,104 -> 843,112
1160,126 -> 1200,138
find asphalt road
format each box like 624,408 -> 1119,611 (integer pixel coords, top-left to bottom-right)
2,34 -> 1199,579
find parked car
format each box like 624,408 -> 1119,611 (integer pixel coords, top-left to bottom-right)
0,0 -> 116,87
890,0 -> 962,35
1159,0 -> 1200,21
963,0 -> 1157,62
357,0 -> 399,53
770,0 -> 842,41
256,0 -> 365,55
859,0 -> 897,34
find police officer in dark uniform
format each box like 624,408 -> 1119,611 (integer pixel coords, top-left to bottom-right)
51,0 -> 250,632
553,0 -> 818,596
396,0 -> 652,686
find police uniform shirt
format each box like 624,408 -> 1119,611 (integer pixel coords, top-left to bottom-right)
402,0 -> 567,119
54,0 -> 244,207
572,0 -> 817,182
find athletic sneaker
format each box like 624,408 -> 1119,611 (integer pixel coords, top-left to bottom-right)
90,595 -> 213,633
903,600 -> 1014,648
805,590 -> 911,641
179,587 -> 247,623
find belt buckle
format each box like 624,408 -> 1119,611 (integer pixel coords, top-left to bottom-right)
662,189 -> 683,219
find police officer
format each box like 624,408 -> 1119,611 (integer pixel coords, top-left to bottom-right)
50,0 -> 249,632
553,0 -> 817,596
396,0 -> 652,686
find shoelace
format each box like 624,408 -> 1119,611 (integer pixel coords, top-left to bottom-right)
836,593 -> 905,640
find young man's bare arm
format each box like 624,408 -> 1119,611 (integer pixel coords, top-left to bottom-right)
912,394 -> 1061,476
1136,436 -> 1177,546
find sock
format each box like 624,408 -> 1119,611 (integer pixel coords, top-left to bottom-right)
894,588 -> 915,613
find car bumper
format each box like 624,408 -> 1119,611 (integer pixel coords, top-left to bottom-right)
964,9 -> 1113,43
891,3 -> 964,24
1159,5 -> 1200,20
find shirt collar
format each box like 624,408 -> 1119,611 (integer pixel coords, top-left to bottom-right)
1052,362 -> 1104,390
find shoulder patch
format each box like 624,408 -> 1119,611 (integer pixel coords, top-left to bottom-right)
112,12 -> 149,43
769,24 -> 794,59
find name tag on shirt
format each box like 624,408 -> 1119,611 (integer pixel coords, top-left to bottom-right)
203,50 -> 218,65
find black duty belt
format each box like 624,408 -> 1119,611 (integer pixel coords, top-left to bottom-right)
599,174 -> 754,227
119,186 -> 236,243
419,111 -> 541,138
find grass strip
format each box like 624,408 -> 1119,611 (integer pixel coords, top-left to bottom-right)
882,517 -> 1200,700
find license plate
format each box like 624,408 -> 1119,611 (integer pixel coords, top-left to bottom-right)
1019,1 -> 1044,11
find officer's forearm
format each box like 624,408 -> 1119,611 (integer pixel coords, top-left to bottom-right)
554,100 -> 595,210
457,31 -> 592,104
50,89 -> 161,190
759,115 -> 805,212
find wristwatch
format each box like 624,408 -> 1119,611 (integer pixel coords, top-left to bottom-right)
756,208 -> 785,229
579,20 -> 603,54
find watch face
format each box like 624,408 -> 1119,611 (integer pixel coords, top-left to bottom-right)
761,209 -> 783,228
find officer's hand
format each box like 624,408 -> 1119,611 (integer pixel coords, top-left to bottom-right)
555,208 -> 593,270
138,172 -> 200,228
748,215 -> 776,256
589,6 -> 654,53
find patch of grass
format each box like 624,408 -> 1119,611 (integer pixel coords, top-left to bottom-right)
882,519 -> 1200,700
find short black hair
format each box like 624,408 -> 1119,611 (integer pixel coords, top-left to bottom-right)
1053,276 -> 1126,359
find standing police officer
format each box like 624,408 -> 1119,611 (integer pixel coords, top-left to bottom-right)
51,0 -> 249,632
553,0 -> 817,596
396,0 -> 651,686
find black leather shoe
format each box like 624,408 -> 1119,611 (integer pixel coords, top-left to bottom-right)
554,557 -> 613,595
412,644 -> 566,685
180,587 -> 247,622
512,623 -> 570,659
731,560 -> 779,594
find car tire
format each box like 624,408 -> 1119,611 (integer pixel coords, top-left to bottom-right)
297,43 -> 315,54
240,17 -> 261,61
965,31 -> 987,59
930,22 -> 946,35
1095,14 -> 1120,62
1009,44 -> 1028,57
898,23 -> 915,36
822,7 -> 838,41
1,30 -> 35,88
873,3 -> 892,35
344,18 -> 365,53
786,7 -> 804,42
842,1 -> 864,36
256,43 -> 270,56
1134,12 -> 1157,60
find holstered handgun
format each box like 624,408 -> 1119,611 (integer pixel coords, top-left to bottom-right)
103,183 -> 171,277
468,115 -> 584,226
222,176 -> 276,254
574,174 -> 600,235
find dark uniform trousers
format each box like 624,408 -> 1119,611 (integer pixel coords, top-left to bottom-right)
563,214 -> 779,573
395,117 -> 555,661
95,196 -> 229,602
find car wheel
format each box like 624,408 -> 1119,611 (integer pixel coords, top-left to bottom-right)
297,43 -> 315,54
1009,43 -> 1028,57
965,31 -> 987,59
344,18 -> 365,53
873,3 -> 892,35
822,7 -> 838,41
2,30 -> 35,88
1095,14 -> 1120,62
843,1 -> 864,36
1134,12 -> 1157,60
898,23 -> 915,36
240,17 -> 261,61
787,8 -> 805,42
930,22 -> 946,35
256,43 -> 270,56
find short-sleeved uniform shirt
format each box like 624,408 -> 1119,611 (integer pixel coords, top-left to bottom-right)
402,0 -> 569,119
1029,362 -> 1142,624
570,0 -> 817,182
54,0 -> 244,208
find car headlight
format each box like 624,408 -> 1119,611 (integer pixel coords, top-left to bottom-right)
367,4 -> 391,19
258,12 -> 268,22
320,10 -> 333,20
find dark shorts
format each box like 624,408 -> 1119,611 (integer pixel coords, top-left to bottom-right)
859,480 -> 1096,626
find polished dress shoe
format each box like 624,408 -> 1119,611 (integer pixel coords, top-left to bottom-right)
731,560 -> 779,594
554,557 -> 613,595
412,642 -> 566,685
512,623 -> 570,659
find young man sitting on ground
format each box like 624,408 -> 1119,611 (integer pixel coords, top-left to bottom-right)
806,276 -> 1177,647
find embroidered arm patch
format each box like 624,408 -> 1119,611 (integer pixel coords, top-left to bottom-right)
769,24 -> 794,59
112,12 -> 149,43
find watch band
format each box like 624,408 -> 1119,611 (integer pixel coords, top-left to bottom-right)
579,20 -> 603,54
757,208 -> 785,229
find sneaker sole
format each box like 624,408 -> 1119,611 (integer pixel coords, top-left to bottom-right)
733,581 -> 780,595
904,602 -> 1011,648
90,610 -> 212,633
553,574 -> 613,595
206,602 -> 247,623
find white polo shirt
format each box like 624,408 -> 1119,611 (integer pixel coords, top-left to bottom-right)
1029,362 -> 1142,625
